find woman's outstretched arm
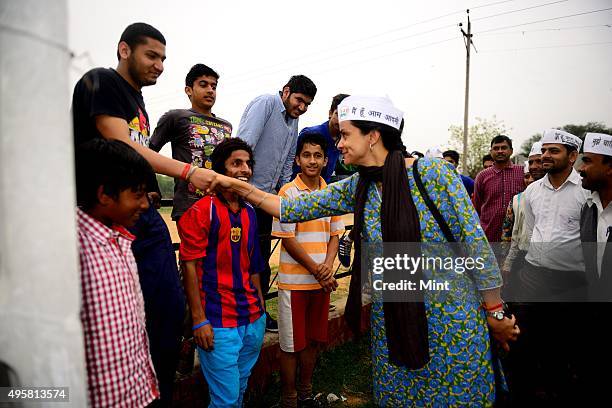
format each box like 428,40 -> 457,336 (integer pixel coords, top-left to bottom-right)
212,174 -> 281,218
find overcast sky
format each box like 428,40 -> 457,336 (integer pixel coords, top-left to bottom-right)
68,0 -> 612,155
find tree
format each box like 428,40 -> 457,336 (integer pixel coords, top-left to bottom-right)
156,174 -> 174,199
561,122 -> 612,139
521,122 -> 612,156
520,133 -> 542,157
449,116 -> 511,178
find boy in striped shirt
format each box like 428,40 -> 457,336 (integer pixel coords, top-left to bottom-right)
272,133 -> 345,407
178,138 -> 266,407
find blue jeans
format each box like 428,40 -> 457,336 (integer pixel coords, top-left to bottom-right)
197,314 -> 266,407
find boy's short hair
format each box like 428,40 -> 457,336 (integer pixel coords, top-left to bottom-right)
482,154 -> 493,164
443,150 -> 460,163
283,75 -> 317,99
296,133 -> 328,158
76,139 -> 154,210
185,64 -> 219,87
490,134 -> 513,149
117,22 -> 166,60
329,93 -> 350,113
210,138 -> 254,175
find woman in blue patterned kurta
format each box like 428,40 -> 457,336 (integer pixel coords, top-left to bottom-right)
279,158 -> 503,406
213,96 -> 519,406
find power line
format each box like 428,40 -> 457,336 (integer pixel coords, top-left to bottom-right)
479,40 -> 612,52
147,36 -> 460,107
476,23 -> 612,37
148,0 -> 571,105
470,0 -> 518,10
198,0 -> 520,85
473,0 -> 568,21
147,21 -> 459,103
477,7 -> 612,34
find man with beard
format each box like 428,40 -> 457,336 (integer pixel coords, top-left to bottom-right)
473,135 -> 525,242
72,23 -> 202,406
237,75 -> 317,332
579,132 -> 612,300
501,142 -> 544,281
578,132 -> 612,405
291,94 -> 350,183
505,129 -> 589,405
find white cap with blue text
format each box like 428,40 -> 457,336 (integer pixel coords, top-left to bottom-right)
338,95 -> 403,130
528,141 -> 543,157
425,146 -> 444,159
583,133 -> 612,157
541,129 -> 582,150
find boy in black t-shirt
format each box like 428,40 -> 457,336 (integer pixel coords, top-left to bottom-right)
71,22 -> 189,407
150,64 -> 233,221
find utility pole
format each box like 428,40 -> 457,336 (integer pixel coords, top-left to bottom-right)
460,10 -> 477,175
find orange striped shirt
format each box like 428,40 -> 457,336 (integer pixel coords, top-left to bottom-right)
272,174 -> 345,290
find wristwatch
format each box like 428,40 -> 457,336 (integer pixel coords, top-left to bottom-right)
486,310 -> 505,321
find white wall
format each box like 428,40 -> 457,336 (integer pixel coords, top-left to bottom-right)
0,0 -> 87,406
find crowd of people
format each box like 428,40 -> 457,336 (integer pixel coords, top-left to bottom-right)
71,22 -> 611,407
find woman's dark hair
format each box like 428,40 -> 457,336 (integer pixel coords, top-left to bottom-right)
350,120 -> 405,153
185,64 -> 219,87
210,137 -> 254,175
75,139 -> 154,210
296,133 -> 328,157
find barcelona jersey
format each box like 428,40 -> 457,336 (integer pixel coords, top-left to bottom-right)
178,196 -> 265,328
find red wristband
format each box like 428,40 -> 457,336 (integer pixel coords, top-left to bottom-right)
180,163 -> 191,180
482,302 -> 504,312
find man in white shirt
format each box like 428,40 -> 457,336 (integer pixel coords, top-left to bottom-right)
521,130 -> 589,285
578,132 -> 612,408
579,132 -> 612,299
505,129 -> 589,406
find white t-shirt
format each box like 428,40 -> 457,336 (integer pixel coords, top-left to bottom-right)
523,169 -> 589,271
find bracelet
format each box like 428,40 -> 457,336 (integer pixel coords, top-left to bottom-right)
482,302 -> 504,312
192,320 -> 210,331
180,163 -> 191,180
255,192 -> 269,208
186,165 -> 198,182
244,186 -> 255,200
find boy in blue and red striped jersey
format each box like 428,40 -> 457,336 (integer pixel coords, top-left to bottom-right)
178,137 -> 266,407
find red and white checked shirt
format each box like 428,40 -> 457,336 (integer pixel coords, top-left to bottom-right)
473,164 -> 525,242
77,209 -> 158,407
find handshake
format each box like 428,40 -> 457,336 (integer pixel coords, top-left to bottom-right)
312,263 -> 338,293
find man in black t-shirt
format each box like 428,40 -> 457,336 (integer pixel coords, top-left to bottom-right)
150,64 -> 233,221
72,22 -> 191,407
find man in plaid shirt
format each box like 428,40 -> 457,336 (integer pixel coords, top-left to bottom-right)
76,139 -> 159,407
474,135 -> 525,242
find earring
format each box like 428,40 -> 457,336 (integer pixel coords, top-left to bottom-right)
369,143 -> 373,151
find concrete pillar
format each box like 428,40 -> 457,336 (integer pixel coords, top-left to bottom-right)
0,0 -> 87,406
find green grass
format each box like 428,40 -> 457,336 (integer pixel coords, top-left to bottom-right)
246,334 -> 374,407
158,206 -> 172,215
